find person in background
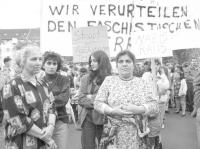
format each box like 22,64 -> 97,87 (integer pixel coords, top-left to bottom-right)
78,50 -> 112,149
182,62 -> 194,112
155,60 -> 170,127
174,65 -> 184,114
142,60 -> 154,83
74,67 -> 88,90
72,67 -> 88,127
142,60 -> 162,149
94,50 -> 158,149
60,67 -> 68,76
192,71 -> 200,148
167,64 -> 175,108
2,57 -> 14,77
42,51 -> 70,149
2,45 -> 57,149
68,65 -> 75,88
175,71 -> 188,116
0,57 -> 14,90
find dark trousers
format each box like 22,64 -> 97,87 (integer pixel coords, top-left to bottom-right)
81,117 -> 103,149
0,90 -> 3,123
148,136 -> 162,149
186,81 -> 194,112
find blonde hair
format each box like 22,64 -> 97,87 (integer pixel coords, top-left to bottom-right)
14,44 -> 41,69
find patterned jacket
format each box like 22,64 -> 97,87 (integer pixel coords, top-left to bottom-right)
2,76 -> 55,149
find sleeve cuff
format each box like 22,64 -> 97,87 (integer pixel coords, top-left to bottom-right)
25,117 -> 34,132
48,114 -> 56,126
142,104 -> 150,115
101,104 -> 113,115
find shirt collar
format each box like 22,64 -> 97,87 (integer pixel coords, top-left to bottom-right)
21,73 -> 37,87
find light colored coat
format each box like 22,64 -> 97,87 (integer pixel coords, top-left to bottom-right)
178,79 -> 187,96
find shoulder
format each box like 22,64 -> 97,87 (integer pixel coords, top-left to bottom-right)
80,74 -> 90,86
104,75 -> 117,83
134,77 -> 146,85
58,73 -> 70,81
10,77 -> 23,86
81,74 -> 90,82
181,79 -> 186,84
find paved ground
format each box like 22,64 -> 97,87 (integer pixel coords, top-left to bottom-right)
162,110 -> 198,149
68,110 -> 198,149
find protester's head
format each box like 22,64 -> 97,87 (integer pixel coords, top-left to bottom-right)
115,50 -> 136,79
3,56 -> 12,67
79,67 -> 88,78
182,62 -> 189,73
42,51 -> 62,74
175,71 -> 184,80
62,67 -> 68,73
143,60 -> 151,72
15,44 -> 42,76
88,50 -> 111,85
175,64 -> 183,73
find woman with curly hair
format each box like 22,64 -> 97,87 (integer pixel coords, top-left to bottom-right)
42,51 -> 70,149
78,50 -> 112,149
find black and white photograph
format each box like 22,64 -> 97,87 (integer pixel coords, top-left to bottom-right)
0,0 -> 200,149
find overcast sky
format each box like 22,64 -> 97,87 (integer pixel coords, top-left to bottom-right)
0,0 -> 40,29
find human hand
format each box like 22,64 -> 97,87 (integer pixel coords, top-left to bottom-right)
121,104 -> 145,115
46,138 -> 57,149
41,125 -> 54,141
7,125 -> 17,138
109,106 -> 132,116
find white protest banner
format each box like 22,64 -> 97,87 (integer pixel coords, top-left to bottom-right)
72,26 -> 109,63
41,0 -> 200,58
131,30 -> 173,59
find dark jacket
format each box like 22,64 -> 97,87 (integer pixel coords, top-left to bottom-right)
42,73 -> 70,123
78,74 -> 105,126
193,72 -> 200,109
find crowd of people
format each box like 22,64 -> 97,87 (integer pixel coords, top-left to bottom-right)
0,43 -> 199,149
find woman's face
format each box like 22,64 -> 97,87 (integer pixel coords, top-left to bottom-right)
43,59 -> 58,75
23,50 -> 42,75
144,64 -> 149,72
90,56 -> 99,71
117,54 -> 134,78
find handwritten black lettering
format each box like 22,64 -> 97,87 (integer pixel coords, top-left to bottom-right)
90,5 -> 97,15
184,19 -> 191,29
49,5 -> 64,15
114,37 -> 123,51
194,19 -> 200,30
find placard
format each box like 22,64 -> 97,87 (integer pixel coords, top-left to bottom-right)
72,26 -> 109,63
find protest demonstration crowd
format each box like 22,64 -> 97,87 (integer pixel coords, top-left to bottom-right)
1,0 -> 200,149
0,36 -> 199,149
